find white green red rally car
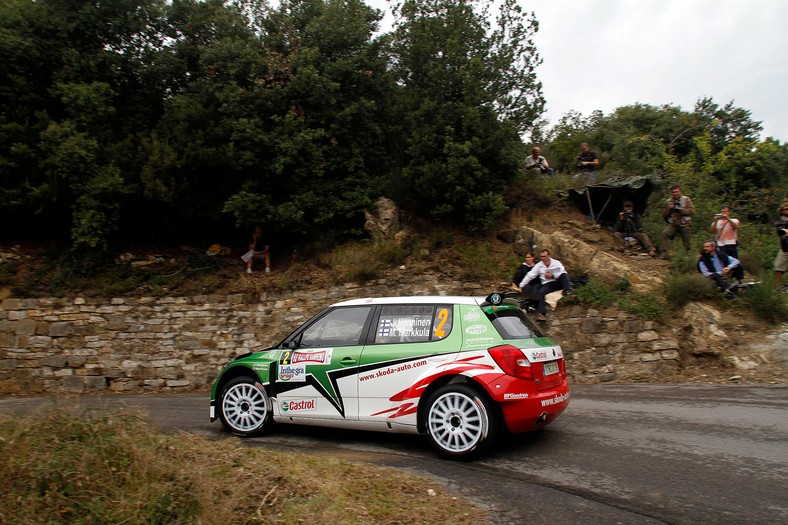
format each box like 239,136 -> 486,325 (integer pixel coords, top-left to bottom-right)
209,293 -> 570,459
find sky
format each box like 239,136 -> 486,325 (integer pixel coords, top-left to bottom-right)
365,0 -> 788,143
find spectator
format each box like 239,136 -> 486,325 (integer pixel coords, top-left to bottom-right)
512,252 -> 536,296
524,147 -> 555,176
659,184 -> 695,258
575,142 -> 599,183
709,206 -> 740,259
518,249 -> 573,322
243,225 -> 271,274
774,202 -> 788,289
698,240 -> 744,294
613,201 -> 656,257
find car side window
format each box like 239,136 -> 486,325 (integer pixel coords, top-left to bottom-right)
299,306 -> 371,347
373,305 -> 452,344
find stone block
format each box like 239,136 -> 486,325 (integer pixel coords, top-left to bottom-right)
16,319 -> 36,335
49,322 -> 72,337
637,330 -> 659,342
41,355 -> 67,368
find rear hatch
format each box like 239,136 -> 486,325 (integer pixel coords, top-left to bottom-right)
519,345 -> 565,391
482,303 -> 566,390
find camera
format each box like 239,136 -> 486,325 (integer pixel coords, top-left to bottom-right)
624,210 -> 633,218
714,213 -> 723,219
673,199 -> 682,209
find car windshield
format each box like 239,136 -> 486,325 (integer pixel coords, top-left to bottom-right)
484,307 -> 544,339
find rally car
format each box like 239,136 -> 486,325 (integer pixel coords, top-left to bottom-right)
209,293 -> 570,459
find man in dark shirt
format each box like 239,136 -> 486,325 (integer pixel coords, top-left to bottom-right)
575,142 -> 599,183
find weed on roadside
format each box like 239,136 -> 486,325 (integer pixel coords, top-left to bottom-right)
0,409 -> 485,525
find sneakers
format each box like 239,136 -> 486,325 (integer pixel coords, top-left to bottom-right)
246,268 -> 252,274
265,267 -> 271,273
536,314 -> 546,321
563,290 -> 573,298
649,249 -> 657,257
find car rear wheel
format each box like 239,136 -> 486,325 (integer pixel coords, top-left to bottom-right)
219,376 -> 272,436
424,384 -> 497,459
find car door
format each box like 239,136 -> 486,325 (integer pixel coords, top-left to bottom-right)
276,306 -> 371,421
357,304 -> 460,427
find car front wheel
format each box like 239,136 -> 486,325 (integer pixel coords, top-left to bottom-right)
424,384 -> 497,459
219,376 -> 272,436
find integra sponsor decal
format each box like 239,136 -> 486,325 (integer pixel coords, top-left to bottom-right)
281,399 -> 316,412
279,364 -> 306,382
504,392 -> 529,399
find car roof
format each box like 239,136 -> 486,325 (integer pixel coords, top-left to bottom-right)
331,296 -> 485,307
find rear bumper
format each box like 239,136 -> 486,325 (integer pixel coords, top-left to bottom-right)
494,382 -> 570,434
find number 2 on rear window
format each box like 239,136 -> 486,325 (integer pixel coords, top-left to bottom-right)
434,307 -> 450,339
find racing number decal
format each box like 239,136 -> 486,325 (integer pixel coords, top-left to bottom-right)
280,351 -> 291,365
434,308 -> 449,338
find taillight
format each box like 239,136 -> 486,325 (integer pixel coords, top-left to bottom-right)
488,344 -> 533,380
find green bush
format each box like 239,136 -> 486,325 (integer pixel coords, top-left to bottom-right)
573,277 -> 616,308
663,272 -> 718,306
457,243 -> 500,281
618,293 -> 668,322
324,239 -> 407,284
739,278 -> 788,324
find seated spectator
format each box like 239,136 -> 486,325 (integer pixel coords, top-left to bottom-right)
524,147 -> 555,176
698,240 -> 744,293
613,201 -> 656,257
518,249 -> 572,321
510,252 -> 539,308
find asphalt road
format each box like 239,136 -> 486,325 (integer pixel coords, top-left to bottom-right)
1,384 -> 785,525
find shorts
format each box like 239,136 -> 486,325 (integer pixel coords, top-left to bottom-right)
775,250 -> 788,272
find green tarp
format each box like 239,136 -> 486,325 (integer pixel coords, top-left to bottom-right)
564,175 -> 658,224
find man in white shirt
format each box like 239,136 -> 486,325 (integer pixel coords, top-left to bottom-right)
518,249 -> 572,321
524,147 -> 554,176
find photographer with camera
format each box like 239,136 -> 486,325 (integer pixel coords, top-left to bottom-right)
709,205 -> 740,259
614,201 -> 656,256
524,146 -> 555,176
774,202 -> 788,290
659,184 -> 695,258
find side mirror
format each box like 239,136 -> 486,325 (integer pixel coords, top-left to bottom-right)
283,340 -> 299,349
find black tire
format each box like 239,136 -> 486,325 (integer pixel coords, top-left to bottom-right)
218,376 -> 273,436
423,384 -> 498,460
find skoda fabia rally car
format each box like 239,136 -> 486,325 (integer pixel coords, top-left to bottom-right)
210,293 -> 570,459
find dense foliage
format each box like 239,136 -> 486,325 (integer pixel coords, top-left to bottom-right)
1,0 -> 786,256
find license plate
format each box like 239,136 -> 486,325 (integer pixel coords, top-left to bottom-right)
542,361 -> 559,376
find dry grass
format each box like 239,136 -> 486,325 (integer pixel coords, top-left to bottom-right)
0,408 -> 486,525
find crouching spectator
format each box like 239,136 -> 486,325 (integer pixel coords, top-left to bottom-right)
698,240 -> 743,293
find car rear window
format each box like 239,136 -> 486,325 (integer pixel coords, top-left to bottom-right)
485,307 -> 543,340
373,305 -> 453,344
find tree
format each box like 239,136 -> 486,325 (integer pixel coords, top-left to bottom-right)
0,0 -> 168,247
387,0 -> 542,228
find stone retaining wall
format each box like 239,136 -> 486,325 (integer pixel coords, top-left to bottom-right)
0,275 -> 684,395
